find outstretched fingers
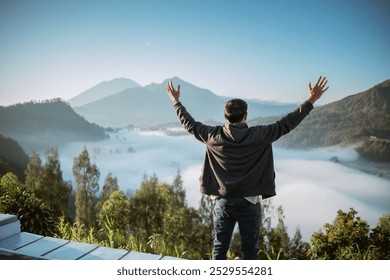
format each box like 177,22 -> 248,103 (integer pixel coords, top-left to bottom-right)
315,76 -> 329,92
320,77 -> 329,92
166,80 -> 173,92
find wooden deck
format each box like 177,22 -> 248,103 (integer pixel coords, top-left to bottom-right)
0,214 -> 181,260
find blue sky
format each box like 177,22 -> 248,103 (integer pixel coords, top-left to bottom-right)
0,0 -> 389,106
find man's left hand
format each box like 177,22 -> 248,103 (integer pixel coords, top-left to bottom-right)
166,80 -> 180,104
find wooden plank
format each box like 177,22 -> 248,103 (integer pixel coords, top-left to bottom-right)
120,251 -> 162,260
79,246 -> 129,260
15,236 -> 69,258
0,232 -> 42,250
42,241 -> 98,260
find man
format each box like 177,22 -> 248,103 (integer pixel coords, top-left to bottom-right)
166,76 -> 329,260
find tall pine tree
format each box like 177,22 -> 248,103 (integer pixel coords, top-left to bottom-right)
25,148 -> 71,218
25,150 -> 43,192
96,171 -> 119,224
73,146 -> 100,228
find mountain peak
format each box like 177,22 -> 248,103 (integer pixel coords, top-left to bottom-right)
162,76 -> 189,86
68,78 -> 141,107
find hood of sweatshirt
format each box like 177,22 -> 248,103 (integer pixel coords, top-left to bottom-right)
222,123 -> 249,143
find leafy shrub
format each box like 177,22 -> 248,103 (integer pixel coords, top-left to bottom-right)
0,172 -> 57,236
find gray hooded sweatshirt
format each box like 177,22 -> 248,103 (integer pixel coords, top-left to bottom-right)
173,101 -> 313,199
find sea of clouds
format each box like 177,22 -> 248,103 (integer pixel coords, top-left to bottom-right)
57,130 -> 390,241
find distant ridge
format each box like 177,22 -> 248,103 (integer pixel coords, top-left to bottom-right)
68,78 -> 141,107
0,99 -> 107,152
73,77 -> 296,127
250,79 -> 390,148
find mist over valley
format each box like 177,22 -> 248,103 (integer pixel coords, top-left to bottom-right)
1,77 -> 389,241
55,129 -> 390,241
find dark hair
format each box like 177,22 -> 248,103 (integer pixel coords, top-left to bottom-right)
224,99 -> 248,123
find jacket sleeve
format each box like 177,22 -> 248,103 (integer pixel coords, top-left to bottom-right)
257,101 -> 314,144
173,102 -> 214,143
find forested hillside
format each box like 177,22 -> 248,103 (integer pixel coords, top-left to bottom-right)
0,134 -> 29,180
250,79 -> 390,162
0,99 -> 107,152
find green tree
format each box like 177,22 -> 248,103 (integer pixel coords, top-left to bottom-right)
128,173 -> 211,259
25,150 -> 43,192
369,214 -> 390,259
25,148 -> 72,218
99,189 -> 130,232
128,174 -> 160,239
73,146 -> 100,228
256,200 -> 309,260
308,208 -> 371,259
266,205 -> 290,258
289,226 -> 310,260
96,172 -> 119,224
171,168 -> 186,205
42,148 -> 72,217
198,194 -> 214,259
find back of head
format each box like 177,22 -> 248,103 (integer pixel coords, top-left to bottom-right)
224,99 -> 248,123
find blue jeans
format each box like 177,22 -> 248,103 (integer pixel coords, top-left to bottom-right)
212,197 -> 261,260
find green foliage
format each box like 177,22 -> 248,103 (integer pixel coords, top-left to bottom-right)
368,214 -> 390,260
5,142 -> 385,260
0,134 -> 29,180
25,148 -> 72,218
308,208 -> 389,260
99,190 -> 130,232
25,150 -> 43,190
55,217 -> 100,245
0,173 -> 57,236
256,201 -> 310,260
73,146 -> 100,228
127,173 -> 211,259
95,172 -> 119,225
54,172 -> 212,259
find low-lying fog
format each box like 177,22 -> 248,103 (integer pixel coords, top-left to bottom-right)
56,130 -> 390,241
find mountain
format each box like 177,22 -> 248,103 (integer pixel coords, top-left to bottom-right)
67,78 -> 141,107
73,77 -> 296,127
0,134 -> 29,180
0,99 -> 107,152
250,79 -> 390,150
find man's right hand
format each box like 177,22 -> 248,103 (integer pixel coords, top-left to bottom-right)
166,80 -> 181,105
307,76 -> 329,104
